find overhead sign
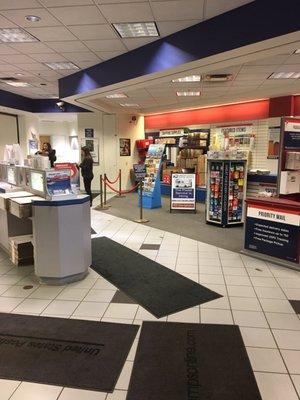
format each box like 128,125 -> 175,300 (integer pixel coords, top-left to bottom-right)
171,173 -> 196,211
284,119 -> 300,150
159,129 -> 184,137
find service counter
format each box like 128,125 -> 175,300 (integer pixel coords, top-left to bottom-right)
244,197 -> 300,270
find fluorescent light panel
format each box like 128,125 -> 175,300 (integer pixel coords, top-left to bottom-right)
269,72 -> 300,79
106,93 -> 128,98
294,49 -> 300,54
113,22 -> 159,38
172,75 -> 201,82
120,103 -> 140,107
45,62 -> 79,70
4,81 -> 32,87
0,28 -> 38,43
176,91 -> 201,96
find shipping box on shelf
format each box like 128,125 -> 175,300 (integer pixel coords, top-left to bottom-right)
9,235 -> 34,266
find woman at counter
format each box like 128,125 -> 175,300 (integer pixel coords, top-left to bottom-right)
79,146 -> 94,206
36,142 -> 57,168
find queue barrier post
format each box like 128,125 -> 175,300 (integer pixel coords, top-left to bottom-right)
134,180 -> 149,224
94,174 -> 110,211
103,173 -> 111,208
117,169 -> 125,198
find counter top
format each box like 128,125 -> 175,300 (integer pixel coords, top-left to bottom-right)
32,194 -> 90,207
246,197 -> 300,212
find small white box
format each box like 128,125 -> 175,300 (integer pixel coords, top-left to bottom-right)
280,170 -> 300,194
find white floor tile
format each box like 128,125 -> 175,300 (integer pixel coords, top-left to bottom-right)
200,296 -> 230,310
250,277 -> 279,288
1,285 -> 37,298
199,274 -> 225,285
56,288 -> 90,301
179,273 -> 198,282
10,382 -> 62,400
134,307 -> 166,322
255,372 -> 298,400
0,275 -> 23,285
101,318 -> 133,324
282,288 -> 300,300
92,279 -> 117,290
232,310 -> 268,328
13,298 -> 51,314
58,387 -> 106,400
265,313 -> 300,330
240,327 -> 276,348
229,297 -> 262,311
276,278 -> 300,289
176,264 -> 198,274
29,286 -> 65,300
115,361 -> 133,390
167,306 -> 199,323
68,278 -> 98,289
72,301 -> 108,318
0,284 -> 12,295
222,267 -> 248,276
291,375 -> 300,397
225,275 -> 252,286
201,308 -> 233,324
246,267 -> 273,277
254,287 -> 286,300
220,259 -> 245,268
281,350 -> 300,374
104,304 -> 138,319
247,347 -> 287,373
43,300 -> 80,316
127,339 -> 138,361
259,298 -> 295,313
84,289 -> 116,303
0,379 -> 20,400
272,329 -> 300,350
269,266 -> 299,278
199,265 -> 222,275
198,258 -> 221,267
201,284 -> 227,296
227,285 -> 257,298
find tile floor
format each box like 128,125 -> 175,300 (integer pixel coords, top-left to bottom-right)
0,206 -> 299,399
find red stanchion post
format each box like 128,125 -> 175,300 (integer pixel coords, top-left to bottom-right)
103,173 -> 111,207
117,168 -> 125,198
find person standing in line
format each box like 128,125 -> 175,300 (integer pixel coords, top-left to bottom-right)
79,146 -> 94,206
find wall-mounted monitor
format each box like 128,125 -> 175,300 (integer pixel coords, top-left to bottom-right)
29,170 -> 46,197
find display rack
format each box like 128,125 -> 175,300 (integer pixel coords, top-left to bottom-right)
206,159 -> 247,227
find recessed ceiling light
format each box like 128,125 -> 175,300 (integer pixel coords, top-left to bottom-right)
15,73 -> 24,76
269,72 -> 300,79
294,49 -> 300,54
45,62 -> 80,70
176,91 -> 201,96
0,79 -> 32,87
106,93 -> 128,99
120,103 -> 140,107
172,75 -> 201,83
40,83 -> 47,86
113,22 -> 159,38
204,74 -> 233,82
25,15 -> 41,22
0,28 -> 39,43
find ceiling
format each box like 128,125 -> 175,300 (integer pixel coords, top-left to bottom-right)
0,0 -> 253,99
75,32 -> 300,114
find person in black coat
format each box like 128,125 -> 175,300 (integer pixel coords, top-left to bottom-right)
79,146 -> 94,206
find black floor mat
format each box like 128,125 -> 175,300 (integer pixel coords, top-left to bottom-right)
0,313 -> 138,392
91,227 -> 96,234
127,321 -> 262,400
92,237 -> 222,318
289,299 -> 300,314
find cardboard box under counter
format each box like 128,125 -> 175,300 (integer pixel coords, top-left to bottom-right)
0,191 -> 34,211
9,196 -> 44,219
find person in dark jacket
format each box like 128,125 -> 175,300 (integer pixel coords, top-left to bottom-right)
37,142 -> 57,168
79,146 -> 94,206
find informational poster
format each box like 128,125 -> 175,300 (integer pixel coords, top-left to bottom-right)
84,128 -> 94,138
55,163 -> 80,193
171,173 -> 196,211
215,125 -> 253,149
283,120 -> 300,150
28,140 -> 38,156
267,126 -> 280,159
245,206 -> 300,263
119,138 -> 131,156
133,164 -> 146,180
46,170 -> 72,197
81,138 -> 99,164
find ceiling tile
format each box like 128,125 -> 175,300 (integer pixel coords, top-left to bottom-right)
151,0 -> 204,21
26,26 -> 76,41
0,0 -> 40,9
29,53 -> 68,62
41,0 -> 93,5
1,54 -> 37,63
274,64 -> 300,72
84,39 -> 125,52
94,50 -> 125,60
245,54 -> 289,66
0,64 -> 22,71
16,63 -> 52,71
1,8 -> 61,28
204,0 -> 253,20
239,65 -> 276,74
0,44 -> 20,54
46,40 -> 89,52
99,2 -> 153,23
122,37 -> 158,51
68,24 -> 117,40
31,70 -> 63,80
75,60 -> 98,68
48,5 -> 106,25
0,14 -> 17,27
9,42 -> 55,54
64,51 -> 100,62
157,20 -> 199,37
96,0 -> 143,3
284,54 -> 300,64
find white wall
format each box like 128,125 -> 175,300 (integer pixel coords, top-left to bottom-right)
117,114 -> 145,189
0,113 -> 19,160
18,113 -> 40,157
